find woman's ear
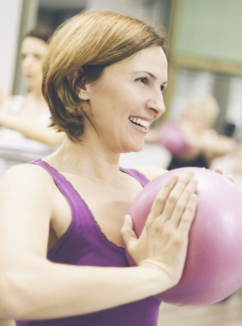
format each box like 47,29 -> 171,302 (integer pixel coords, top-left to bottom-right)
67,69 -> 90,100
78,87 -> 90,101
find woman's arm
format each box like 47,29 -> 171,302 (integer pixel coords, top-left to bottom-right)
180,122 -> 235,158
0,165 -> 197,320
192,132 -> 235,158
0,319 -> 15,326
0,110 -> 65,146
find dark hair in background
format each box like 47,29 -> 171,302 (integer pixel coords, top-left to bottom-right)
25,26 -> 55,44
223,122 -> 236,138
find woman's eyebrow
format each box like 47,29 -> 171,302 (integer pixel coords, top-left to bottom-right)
133,71 -> 157,79
133,71 -> 168,85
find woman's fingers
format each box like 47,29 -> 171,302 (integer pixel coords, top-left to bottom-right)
148,169 -> 196,226
178,193 -> 198,235
227,175 -> 234,183
148,173 -> 178,220
169,177 -> 198,228
121,214 -> 137,248
161,169 -> 195,222
126,170 -> 198,284
214,166 -> 223,175
215,166 -> 234,183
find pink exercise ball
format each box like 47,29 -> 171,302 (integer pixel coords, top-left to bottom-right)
158,122 -> 188,156
127,167 -> 242,306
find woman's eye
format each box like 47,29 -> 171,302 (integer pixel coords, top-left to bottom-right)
34,54 -> 42,60
136,77 -> 148,84
160,85 -> 165,92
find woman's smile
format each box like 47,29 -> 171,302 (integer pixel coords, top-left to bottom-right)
128,116 -> 150,133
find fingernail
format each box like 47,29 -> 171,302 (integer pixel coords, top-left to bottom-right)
186,169 -> 195,177
170,173 -> 178,180
191,178 -> 198,185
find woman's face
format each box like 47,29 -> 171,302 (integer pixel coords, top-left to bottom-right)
81,46 -> 167,153
21,37 -> 47,91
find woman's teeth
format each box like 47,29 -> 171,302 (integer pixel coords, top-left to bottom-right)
129,117 -> 149,129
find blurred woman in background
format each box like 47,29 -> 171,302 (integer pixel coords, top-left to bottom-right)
0,26 -> 64,176
146,96 -> 235,170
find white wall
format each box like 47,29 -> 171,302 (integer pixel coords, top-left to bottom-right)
0,0 -> 23,96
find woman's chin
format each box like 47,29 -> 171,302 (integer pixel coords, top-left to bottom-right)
122,142 -> 144,153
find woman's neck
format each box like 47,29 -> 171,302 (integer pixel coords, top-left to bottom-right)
46,136 -> 122,185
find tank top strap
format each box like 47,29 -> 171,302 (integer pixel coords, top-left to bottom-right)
120,167 -> 150,186
30,161 -> 149,222
31,160 -> 86,226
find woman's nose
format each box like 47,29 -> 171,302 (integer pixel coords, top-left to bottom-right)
147,91 -> 166,117
22,55 -> 33,68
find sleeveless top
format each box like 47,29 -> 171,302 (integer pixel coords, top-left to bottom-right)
15,160 -> 161,326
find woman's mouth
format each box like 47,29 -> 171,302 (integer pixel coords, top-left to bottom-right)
24,74 -> 33,79
129,116 -> 150,132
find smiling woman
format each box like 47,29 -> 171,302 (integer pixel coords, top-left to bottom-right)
72,46 -> 167,153
42,11 -> 168,143
0,10 -> 199,326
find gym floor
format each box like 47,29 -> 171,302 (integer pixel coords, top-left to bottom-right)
158,287 -> 242,326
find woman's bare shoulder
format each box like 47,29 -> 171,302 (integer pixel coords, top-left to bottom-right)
0,163 -> 54,195
134,165 -> 167,181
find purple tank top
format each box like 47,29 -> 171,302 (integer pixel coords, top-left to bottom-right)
15,160 -> 160,326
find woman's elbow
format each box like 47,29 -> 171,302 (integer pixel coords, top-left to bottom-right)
0,270 -> 30,320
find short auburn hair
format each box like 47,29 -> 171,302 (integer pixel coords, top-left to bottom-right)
42,10 -> 167,142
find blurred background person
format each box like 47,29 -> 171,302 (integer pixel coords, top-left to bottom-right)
167,96 -> 235,169
0,26 -> 64,177
146,96 -> 236,170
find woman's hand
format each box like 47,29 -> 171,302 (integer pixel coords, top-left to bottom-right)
122,170 -> 198,289
214,166 -> 234,183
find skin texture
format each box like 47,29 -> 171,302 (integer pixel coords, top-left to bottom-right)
0,46 -> 199,320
